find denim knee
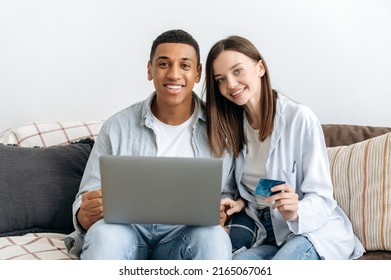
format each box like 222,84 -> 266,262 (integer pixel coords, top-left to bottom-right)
233,245 -> 279,260
81,220 -> 143,259
185,226 -> 232,259
272,235 -> 321,260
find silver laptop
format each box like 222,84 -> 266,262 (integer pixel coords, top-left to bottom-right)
99,155 -> 223,226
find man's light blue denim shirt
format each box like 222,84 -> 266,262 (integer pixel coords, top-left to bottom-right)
65,92 -> 236,256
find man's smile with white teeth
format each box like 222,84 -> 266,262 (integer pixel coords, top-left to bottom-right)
166,85 -> 182,89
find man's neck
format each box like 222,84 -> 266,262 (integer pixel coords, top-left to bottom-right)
151,96 -> 195,125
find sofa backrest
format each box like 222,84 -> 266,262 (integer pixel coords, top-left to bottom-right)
322,124 -> 391,147
2,122 -> 390,148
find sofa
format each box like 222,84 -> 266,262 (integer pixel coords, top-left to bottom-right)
0,121 -> 390,260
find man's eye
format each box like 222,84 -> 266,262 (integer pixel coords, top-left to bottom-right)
182,64 -> 191,69
159,62 -> 169,67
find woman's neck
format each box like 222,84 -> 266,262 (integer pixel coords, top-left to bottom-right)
244,96 -> 262,129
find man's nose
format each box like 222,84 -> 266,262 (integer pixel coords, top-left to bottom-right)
167,65 -> 181,80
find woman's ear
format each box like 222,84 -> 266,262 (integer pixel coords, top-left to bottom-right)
258,60 -> 266,77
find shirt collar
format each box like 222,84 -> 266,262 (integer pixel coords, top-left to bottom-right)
141,91 -> 206,127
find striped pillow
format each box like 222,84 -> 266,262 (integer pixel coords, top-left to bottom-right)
327,132 -> 391,251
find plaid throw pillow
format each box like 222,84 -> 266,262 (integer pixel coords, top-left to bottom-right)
0,121 -> 103,147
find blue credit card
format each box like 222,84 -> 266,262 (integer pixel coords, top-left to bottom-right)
255,178 -> 285,197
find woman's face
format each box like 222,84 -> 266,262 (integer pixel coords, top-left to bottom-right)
212,50 -> 264,107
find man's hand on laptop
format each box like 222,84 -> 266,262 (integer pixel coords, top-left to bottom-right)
77,189 -> 104,230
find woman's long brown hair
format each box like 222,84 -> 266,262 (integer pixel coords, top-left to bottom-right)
203,36 -> 277,157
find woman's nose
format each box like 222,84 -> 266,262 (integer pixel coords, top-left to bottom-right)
227,76 -> 238,89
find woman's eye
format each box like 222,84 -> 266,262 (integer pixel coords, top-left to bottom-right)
216,78 -> 224,84
234,69 -> 242,75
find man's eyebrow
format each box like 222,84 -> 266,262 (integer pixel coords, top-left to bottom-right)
155,56 -> 194,62
155,56 -> 169,61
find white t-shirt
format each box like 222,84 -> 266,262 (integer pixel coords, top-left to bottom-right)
242,115 -> 271,208
151,101 -> 197,158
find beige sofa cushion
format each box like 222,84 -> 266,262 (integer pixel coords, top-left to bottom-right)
327,132 -> 391,251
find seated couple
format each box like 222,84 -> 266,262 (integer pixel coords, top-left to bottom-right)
67,29 -> 364,260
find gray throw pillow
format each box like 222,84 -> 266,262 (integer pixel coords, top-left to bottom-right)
0,139 -> 94,237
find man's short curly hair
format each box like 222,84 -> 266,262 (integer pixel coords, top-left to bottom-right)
150,29 -> 200,65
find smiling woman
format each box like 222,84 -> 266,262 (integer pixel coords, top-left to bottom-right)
212,50 -> 264,107
204,35 -> 366,260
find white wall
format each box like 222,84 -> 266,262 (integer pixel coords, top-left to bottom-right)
1,0 -> 390,132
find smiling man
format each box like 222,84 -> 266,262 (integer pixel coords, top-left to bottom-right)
66,29 -> 236,260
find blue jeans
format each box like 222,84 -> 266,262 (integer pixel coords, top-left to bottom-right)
81,219 -> 232,260
233,208 -> 321,260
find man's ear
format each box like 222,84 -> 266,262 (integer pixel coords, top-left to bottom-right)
258,60 -> 265,77
195,64 -> 202,83
147,61 -> 152,81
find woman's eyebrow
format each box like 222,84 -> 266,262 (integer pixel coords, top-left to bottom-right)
214,63 -> 242,78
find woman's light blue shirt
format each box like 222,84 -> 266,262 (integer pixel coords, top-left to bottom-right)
235,94 -> 365,260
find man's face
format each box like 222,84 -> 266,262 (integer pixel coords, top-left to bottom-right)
148,43 -> 201,108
